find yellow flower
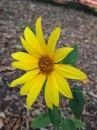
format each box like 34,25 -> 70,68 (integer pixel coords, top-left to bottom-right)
10,17 -> 87,109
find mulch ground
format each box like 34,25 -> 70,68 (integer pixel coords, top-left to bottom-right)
0,0 -> 97,129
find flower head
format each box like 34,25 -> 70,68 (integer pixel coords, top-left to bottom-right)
10,17 -> 87,109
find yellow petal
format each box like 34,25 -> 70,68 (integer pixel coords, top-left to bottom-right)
11,52 -> 38,61
54,71 -> 73,98
10,69 -> 39,87
52,47 -> 73,63
12,60 -> 38,70
24,27 -> 45,55
20,36 -> 41,58
54,64 -> 87,80
26,74 -> 46,108
47,28 -> 60,57
36,17 -> 47,53
20,72 -> 44,95
45,76 -> 53,109
50,72 -> 59,106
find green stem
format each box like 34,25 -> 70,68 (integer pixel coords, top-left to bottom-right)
61,112 -> 65,118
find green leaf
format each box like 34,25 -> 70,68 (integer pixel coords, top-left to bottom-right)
62,44 -> 78,66
70,118 -> 85,128
15,45 -> 23,49
69,88 -> 84,119
48,105 -> 61,129
61,118 -> 76,130
41,79 -> 47,92
30,112 -> 51,128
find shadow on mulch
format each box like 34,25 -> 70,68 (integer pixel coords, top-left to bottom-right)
33,0 -> 97,16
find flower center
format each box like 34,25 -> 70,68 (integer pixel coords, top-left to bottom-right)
38,55 -> 54,75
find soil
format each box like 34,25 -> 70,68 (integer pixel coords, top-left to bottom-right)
0,0 -> 97,130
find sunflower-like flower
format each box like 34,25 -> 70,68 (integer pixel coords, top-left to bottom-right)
10,17 -> 87,109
